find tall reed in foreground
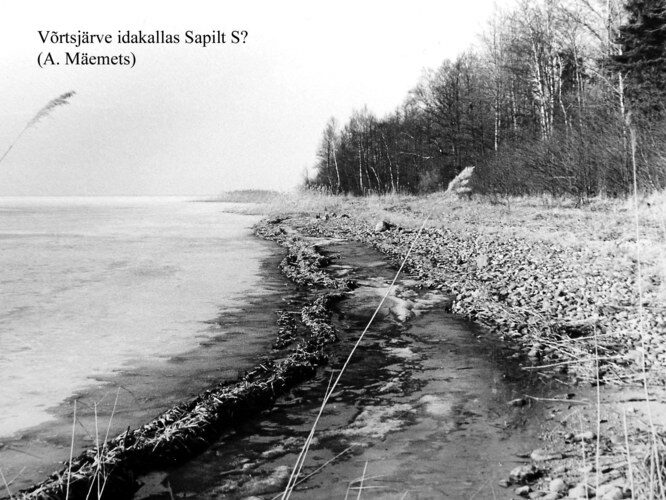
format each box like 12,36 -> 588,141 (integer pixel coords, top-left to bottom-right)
629,124 -> 666,499
0,91 -> 76,165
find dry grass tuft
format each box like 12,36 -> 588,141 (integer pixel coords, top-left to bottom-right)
0,91 -> 76,165
26,92 -> 76,129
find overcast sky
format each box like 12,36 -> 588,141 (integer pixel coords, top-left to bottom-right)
0,1 -> 510,196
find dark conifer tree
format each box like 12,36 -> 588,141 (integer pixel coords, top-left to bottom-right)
613,0 -> 666,120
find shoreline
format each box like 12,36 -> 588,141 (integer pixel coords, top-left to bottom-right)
9,218 -> 354,499
141,234 -> 565,499
0,238 -> 289,495
9,194 -> 666,499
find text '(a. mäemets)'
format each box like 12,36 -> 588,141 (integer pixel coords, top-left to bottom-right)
37,51 -> 136,67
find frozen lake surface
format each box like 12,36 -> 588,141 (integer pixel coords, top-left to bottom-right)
0,197 -> 270,438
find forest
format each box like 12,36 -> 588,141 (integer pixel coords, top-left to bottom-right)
308,0 -> 666,198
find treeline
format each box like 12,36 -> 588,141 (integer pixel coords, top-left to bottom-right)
309,0 -> 666,197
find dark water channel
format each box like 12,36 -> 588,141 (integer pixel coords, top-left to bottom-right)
135,240 -> 562,500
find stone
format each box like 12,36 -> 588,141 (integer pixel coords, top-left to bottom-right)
374,220 -> 391,232
578,464 -> 593,475
568,483 -> 595,498
626,349 -> 643,363
552,464 -> 567,475
509,464 -> 542,484
600,486 -> 624,500
531,448 -> 563,461
574,430 -> 596,442
548,478 -> 567,493
597,482 -> 625,499
475,254 -> 489,268
515,485 -> 531,496
509,397 -> 528,407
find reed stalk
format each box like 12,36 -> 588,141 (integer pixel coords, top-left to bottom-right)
623,408 -> 636,500
65,400 -> 77,500
630,122 -> 666,498
0,91 -> 76,165
0,468 -> 12,500
357,461 -> 368,500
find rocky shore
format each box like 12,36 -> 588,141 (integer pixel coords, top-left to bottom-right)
266,200 -> 665,500
293,212 -> 665,385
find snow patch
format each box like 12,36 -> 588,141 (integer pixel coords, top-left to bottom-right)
419,395 -> 454,417
338,404 -> 414,439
